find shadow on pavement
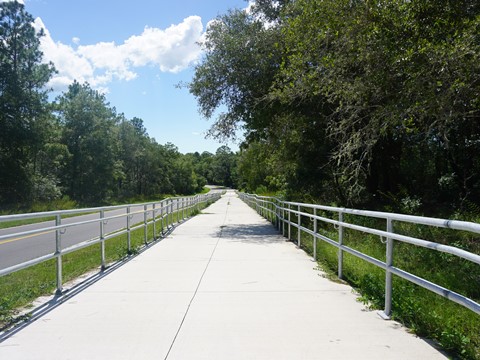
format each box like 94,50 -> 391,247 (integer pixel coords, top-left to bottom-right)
219,223 -> 286,244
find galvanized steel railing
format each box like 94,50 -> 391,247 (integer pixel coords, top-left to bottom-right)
0,192 -> 222,294
239,192 -> 480,317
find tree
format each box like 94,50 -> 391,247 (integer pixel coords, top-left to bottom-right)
276,0 -> 480,207
189,1 -> 335,199
192,0 -> 480,211
117,116 -> 150,197
189,6 -> 284,142
0,1 -> 55,204
57,82 -> 119,204
210,146 -> 238,188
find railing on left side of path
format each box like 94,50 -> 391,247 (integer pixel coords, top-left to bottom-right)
238,192 -> 480,317
0,192 -> 222,294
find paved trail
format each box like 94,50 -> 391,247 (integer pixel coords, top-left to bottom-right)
0,190 -> 446,359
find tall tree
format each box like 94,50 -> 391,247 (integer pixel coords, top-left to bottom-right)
57,82 -> 119,204
0,1 -> 55,204
189,6 -> 284,142
276,0 -> 480,207
210,146 -> 238,188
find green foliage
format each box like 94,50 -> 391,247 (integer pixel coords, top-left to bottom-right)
190,7 -> 284,141
0,5 -> 239,209
191,0 -> 480,211
56,81 -> 119,204
0,1 -> 56,204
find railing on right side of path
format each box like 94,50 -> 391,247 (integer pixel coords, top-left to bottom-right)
238,192 -> 480,318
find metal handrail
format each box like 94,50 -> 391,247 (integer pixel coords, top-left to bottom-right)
0,192 -> 222,294
238,192 -> 480,317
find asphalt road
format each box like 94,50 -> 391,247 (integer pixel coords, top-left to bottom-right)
0,198 -> 196,271
0,187 -> 226,272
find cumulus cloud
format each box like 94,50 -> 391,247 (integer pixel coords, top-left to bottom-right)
33,16 -> 204,93
246,1 -> 255,14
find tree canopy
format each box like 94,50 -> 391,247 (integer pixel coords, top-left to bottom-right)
190,0 -> 480,213
0,1 -> 56,203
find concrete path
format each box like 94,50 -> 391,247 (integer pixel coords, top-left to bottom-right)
0,191 -> 446,359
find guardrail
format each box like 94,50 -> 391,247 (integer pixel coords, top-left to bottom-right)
0,192 -> 222,294
239,192 -> 480,317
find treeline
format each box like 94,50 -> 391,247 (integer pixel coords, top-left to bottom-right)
191,0 -> 480,216
0,2 -> 237,208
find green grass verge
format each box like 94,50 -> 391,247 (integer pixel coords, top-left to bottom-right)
0,199 -> 214,330
199,187 -> 211,194
0,216 -> 56,229
0,211 -> 99,230
259,205 -> 480,360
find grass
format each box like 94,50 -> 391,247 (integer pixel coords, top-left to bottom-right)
0,211 -> 99,230
0,198 -> 215,331
0,216 -> 56,229
199,187 -> 211,194
0,196 -> 80,229
259,203 -> 480,360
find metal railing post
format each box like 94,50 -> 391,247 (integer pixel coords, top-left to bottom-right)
153,203 -> 157,240
282,201 -> 286,237
100,210 -> 106,270
268,200 -> 271,222
55,214 -> 63,295
272,201 -> 274,224
165,199 -> 171,230
338,212 -> 344,279
277,200 -> 280,231
177,198 -> 184,222
384,218 -> 394,318
297,205 -> 301,247
288,203 -> 291,240
144,204 -> 148,245
181,198 -> 184,220
182,198 -> 187,220
165,200 -> 169,229
160,201 -> 165,234
313,208 -> 317,261
127,206 -> 131,253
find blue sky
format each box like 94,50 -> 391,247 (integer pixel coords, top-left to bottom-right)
5,0 -> 250,154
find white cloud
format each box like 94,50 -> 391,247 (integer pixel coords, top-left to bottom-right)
34,16 -> 204,93
246,1 -> 255,14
